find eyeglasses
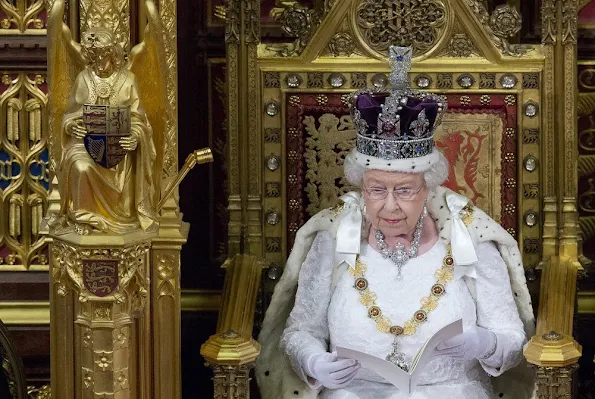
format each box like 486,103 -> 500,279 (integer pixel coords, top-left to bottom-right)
363,183 -> 425,201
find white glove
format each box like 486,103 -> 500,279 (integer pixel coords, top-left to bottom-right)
435,326 -> 497,361
303,351 -> 360,389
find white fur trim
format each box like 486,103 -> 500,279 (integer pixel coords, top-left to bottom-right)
351,147 -> 440,173
256,186 -> 536,399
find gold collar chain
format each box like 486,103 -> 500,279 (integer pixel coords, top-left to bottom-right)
349,244 -> 454,337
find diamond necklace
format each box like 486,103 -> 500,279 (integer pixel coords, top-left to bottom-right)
375,205 -> 427,279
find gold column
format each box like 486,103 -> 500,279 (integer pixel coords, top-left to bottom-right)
149,224 -> 188,399
201,254 -> 264,399
49,232 -> 154,398
524,0 -> 582,394
226,0 -> 263,256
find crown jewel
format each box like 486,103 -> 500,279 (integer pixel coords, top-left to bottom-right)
350,47 -> 447,161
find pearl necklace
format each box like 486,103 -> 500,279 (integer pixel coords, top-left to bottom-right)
375,205 -> 427,279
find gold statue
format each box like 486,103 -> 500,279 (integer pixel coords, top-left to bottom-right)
47,0 -> 167,235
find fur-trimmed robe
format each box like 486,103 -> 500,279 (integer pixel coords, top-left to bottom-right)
256,186 -> 536,398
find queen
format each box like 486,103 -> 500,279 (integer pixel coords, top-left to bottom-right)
256,47 -> 535,398
57,27 -> 158,234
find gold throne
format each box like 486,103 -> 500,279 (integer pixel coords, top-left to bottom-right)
203,0 -> 584,398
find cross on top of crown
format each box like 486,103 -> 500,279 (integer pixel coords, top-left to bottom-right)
389,46 -> 412,91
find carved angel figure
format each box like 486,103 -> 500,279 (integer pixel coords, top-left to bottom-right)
47,0 -> 167,235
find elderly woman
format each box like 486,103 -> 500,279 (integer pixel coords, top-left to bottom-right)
256,47 -> 535,399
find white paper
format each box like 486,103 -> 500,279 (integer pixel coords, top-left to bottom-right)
335,319 -> 463,394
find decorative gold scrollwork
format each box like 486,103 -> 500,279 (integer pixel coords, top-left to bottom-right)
489,5 -> 522,40
445,33 -> 476,57
0,73 -> 49,270
355,0 -> 446,57
464,0 -> 527,56
267,2 -> 330,57
27,384 -> 51,398
0,0 -> 46,32
561,0 -> 578,45
541,0 -> 557,44
328,32 -> 357,57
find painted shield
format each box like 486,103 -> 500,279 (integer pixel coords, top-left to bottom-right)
82,259 -> 119,297
83,104 -> 131,168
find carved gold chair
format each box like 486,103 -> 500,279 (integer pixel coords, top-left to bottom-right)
204,0 -> 584,398
0,320 -> 27,399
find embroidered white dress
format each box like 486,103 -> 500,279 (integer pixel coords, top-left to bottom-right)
280,231 -> 526,399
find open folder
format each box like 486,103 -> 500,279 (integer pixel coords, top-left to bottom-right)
335,319 -> 463,394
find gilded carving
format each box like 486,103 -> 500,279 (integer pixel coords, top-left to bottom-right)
248,48 -> 260,195
244,0 -> 259,44
355,0 -> 446,57
264,128 -> 281,143
94,351 -> 114,371
27,385 -> 51,398
227,45 -> 240,195
0,73 -> 49,270
541,0 -> 557,44
263,72 -> 280,88
160,0 -> 179,178
265,237 -> 281,252
436,73 -> 452,89
523,238 -> 540,254
47,0 -> 170,234
524,184 -> 539,199
225,0 -> 240,44
489,5 -> 522,40
266,3 -> 320,57
464,0 -> 526,56
79,0 -> 131,52
479,73 -> 496,89
94,305 -> 111,323
445,33 -> 476,57
0,0 -> 46,33
156,252 -> 178,298
308,72 -> 324,88
265,182 -> 281,197
51,240 -> 150,301
562,0 -> 578,45
328,32 -> 356,57
523,73 -> 540,89
208,363 -> 254,399
564,46 -> 576,196
535,365 -> 577,398
543,45 -> 555,197
523,128 -> 539,144
349,72 -> 366,88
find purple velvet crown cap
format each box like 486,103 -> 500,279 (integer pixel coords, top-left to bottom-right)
354,92 -> 440,138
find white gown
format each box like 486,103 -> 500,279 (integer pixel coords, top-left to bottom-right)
280,231 -> 526,399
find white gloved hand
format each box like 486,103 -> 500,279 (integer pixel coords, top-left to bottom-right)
303,351 -> 360,389
434,326 -> 497,361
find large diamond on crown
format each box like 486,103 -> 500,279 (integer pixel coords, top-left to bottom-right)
348,46 -> 446,161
